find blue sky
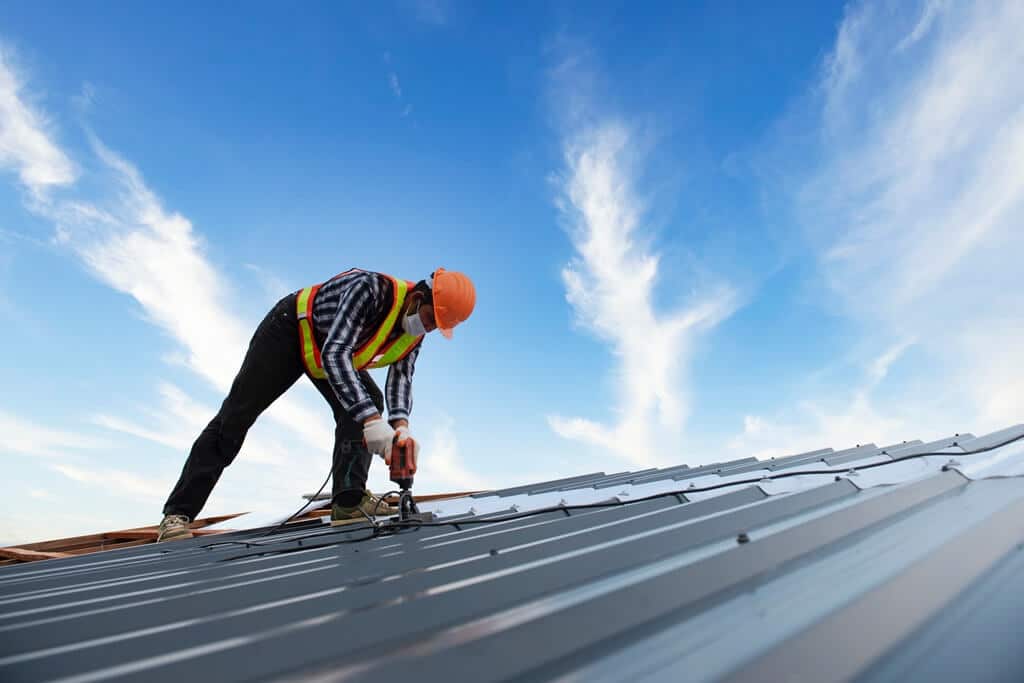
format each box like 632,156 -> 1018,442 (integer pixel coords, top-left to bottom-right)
2,0 -> 1022,545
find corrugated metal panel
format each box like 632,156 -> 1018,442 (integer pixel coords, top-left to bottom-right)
2,425 -> 1023,683
724,447 -> 833,475
952,423 -> 1024,451
471,471 -> 607,497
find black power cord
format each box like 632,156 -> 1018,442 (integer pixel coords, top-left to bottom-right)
206,429 -> 1024,558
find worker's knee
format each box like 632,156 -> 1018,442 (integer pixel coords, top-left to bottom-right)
193,420 -> 245,468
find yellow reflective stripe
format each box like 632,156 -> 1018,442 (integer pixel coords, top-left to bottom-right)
353,278 -> 408,370
365,334 -> 420,369
296,286 -> 326,379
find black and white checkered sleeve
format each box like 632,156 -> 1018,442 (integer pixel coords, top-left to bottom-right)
385,343 -> 420,423
320,276 -> 381,423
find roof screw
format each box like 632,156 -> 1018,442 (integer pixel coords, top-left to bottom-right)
834,475 -> 842,482
737,532 -> 750,544
489,548 -> 500,556
846,468 -> 859,476
688,482 -> 696,489
942,458 -> 961,472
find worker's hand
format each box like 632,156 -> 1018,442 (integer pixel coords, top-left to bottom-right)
363,417 -> 395,461
389,425 -> 419,473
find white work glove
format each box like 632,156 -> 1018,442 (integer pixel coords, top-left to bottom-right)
362,417 -> 395,461
390,425 -> 420,472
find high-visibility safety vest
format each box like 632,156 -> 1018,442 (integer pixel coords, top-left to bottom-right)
296,271 -> 423,379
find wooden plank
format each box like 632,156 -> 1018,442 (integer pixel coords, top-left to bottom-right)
0,547 -> 73,562
190,512 -> 245,528
16,512 -> 245,552
64,539 -> 152,555
20,533 -> 107,552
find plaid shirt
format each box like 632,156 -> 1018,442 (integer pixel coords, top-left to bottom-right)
310,270 -> 420,424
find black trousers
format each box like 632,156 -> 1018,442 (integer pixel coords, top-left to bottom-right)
162,292 -> 382,519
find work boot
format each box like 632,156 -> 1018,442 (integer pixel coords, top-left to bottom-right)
157,514 -> 194,542
331,491 -> 399,526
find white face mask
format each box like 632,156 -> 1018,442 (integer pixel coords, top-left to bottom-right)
402,310 -> 427,337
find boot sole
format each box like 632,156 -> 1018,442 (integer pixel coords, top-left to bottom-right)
157,531 -> 194,542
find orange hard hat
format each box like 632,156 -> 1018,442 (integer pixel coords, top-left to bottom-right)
431,268 -> 475,339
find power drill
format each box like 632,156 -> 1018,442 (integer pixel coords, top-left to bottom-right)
389,436 -> 431,522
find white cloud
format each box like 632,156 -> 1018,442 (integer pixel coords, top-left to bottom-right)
739,0 -> 1024,458
244,263 -> 295,308
36,136 -> 336,457
0,49 -> 487,540
0,410 -> 108,458
389,72 -> 402,99
49,462 -> 167,501
413,417 -> 492,492
549,121 -> 736,467
93,382 -> 291,465
0,49 -> 76,196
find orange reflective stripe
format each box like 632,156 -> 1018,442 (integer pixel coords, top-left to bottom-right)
296,285 -> 326,379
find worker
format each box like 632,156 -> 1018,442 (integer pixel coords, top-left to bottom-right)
156,267 -> 476,541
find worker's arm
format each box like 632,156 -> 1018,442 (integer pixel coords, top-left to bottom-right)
385,343 -> 420,427
320,276 -> 382,424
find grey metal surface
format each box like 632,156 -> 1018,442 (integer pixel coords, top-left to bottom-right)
824,444 -> 886,465
472,472 -> 607,498
523,471 -> 631,495
882,434 -> 971,457
856,529 -> 1024,683
724,480 -> 1024,683
2,426 -> 1023,683
721,447 -> 832,475
955,423 -> 1024,451
346,473 -> 964,683
567,476 -> 1024,683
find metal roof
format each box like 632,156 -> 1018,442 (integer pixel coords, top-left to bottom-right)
2,424 -> 1024,683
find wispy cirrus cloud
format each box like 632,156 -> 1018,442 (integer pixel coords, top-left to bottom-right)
40,136 -> 338,460
383,52 -> 412,118
0,48 -> 482,533
415,416 -> 492,492
0,411 -> 108,458
0,47 -> 76,197
734,0 -> 1024,457
546,55 -> 737,467
49,463 -> 167,501
93,382 -> 292,466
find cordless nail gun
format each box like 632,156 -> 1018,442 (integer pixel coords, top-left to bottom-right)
388,437 -> 433,523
